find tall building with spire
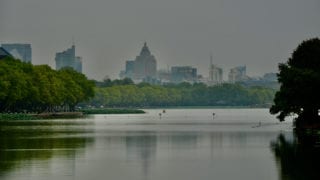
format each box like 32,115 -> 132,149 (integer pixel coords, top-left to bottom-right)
133,42 -> 157,80
208,54 -> 223,85
123,42 -> 157,81
55,45 -> 82,73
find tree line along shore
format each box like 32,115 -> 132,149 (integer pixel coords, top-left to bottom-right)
0,109 -> 145,120
87,79 -> 276,108
0,57 -> 95,113
0,56 -> 277,120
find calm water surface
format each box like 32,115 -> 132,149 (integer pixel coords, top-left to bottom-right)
0,109 -> 294,180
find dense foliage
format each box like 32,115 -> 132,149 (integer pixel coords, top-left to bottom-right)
95,77 -> 134,87
88,80 -> 276,107
0,57 -> 95,113
270,38 -> 320,126
0,113 -> 38,120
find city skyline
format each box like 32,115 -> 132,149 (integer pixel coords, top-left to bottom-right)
0,40 -> 277,82
0,40 -> 278,81
1,0 -> 319,80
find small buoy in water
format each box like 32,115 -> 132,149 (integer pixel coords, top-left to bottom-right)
163,109 -> 166,113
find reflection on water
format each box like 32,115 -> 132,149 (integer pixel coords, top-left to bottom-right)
96,131 -> 281,180
271,133 -> 320,180
0,120 -> 95,178
125,133 -> 157,179
0,109 -> 294,180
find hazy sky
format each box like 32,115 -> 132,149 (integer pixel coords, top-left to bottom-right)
1,0 -> 319,80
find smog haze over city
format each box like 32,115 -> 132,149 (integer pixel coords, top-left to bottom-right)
1,0 -> 319,80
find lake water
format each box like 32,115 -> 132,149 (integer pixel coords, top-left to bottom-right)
0,109 -> 295,180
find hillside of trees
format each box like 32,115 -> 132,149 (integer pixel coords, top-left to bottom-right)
0,57 -> 95,113
87,79 -> 276,108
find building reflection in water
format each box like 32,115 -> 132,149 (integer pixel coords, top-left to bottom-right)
271,133 -> 320,180
123,131 -> 274,180
125,132 -> 157,180
124,131 -> 200,180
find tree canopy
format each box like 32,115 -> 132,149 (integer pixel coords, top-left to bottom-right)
0,57 -> 95,113
95,77 -> 134,87
270,38 -> 320,126
86,80 -> 276,108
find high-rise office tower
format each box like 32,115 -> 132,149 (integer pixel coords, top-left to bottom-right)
55,45 -> 82,73
1,43 -> 32,63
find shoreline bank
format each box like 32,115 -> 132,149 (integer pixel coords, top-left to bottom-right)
0,108 -> 146,120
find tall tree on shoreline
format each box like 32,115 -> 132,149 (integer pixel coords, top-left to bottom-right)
270,38 -> 320,127
0,57 -> 95,113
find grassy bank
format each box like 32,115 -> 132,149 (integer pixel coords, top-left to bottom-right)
0,113 -> 39,120
0,112 -> 84,120
81,108 -> 145,114
0,109 -> 145,120
33,112 -> 84,119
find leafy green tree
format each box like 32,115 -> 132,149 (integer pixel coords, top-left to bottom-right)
0,57 -> 95,113
58,68 -> 95,110
0,58 -> 32,112
34,65 -> 65,111
270,38 -> 320,126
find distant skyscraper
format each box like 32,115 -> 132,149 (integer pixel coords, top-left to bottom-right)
209,65 -> 223,84
74,56 -> 83,73
171,66 -> 197,83
228,66 -> 247,83
209,55 -> 223,85
55,45 -> 82,73
125,60 -> 135,78
1,43 -> 32,63
157,69 -> 171,83
133,42 -> 157,80
122,42 -> 157,81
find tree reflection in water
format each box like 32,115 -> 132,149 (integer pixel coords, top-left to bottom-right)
271,132 -> 320,180
0,120 -> 94,176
